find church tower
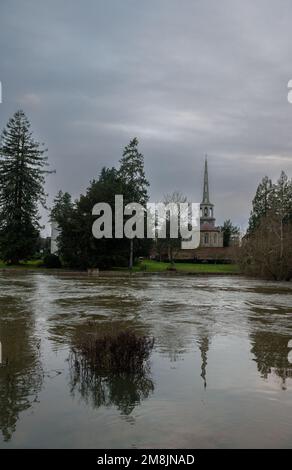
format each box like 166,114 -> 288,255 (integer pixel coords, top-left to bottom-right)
200,156 -> 215,227
199,156 -> 223,247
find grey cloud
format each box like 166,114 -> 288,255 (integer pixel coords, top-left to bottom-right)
1,0 -> 292,233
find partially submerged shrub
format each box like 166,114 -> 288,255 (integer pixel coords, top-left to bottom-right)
69,328 -> 155,413
71,329 -> 154,375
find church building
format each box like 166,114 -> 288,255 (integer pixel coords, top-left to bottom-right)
199,157 -> 223,247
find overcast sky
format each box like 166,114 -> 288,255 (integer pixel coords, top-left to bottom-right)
1,0 -> 292,234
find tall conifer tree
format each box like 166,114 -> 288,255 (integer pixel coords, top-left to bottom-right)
0,110 -> 52,263
119,137 -> 149,205
248,176 -> 273,233
118,138 -> 149,268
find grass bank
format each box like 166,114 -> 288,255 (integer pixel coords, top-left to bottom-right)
130,260 -> 240,274
0,259 -> 44,269
0,259 -> 240,275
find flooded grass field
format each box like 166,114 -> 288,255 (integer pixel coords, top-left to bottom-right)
0,272 -> 291,448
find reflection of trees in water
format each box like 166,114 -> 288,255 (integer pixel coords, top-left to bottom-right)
250,330 -> 292,389
249,308 -> 292,389
69,364 -> 154,416
0,302 -> 43,442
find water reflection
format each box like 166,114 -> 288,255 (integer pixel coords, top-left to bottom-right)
250,330 -> 292,389
0,285 -> 43,442
248,302 -> 292,389
69,368 -> 154,416
68,326 -> 154,417
0,273 -> 292,448
197,334 -> 210,389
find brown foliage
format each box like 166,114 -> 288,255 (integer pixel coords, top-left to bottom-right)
239,213 -> 292,281
70,327 -> 154,375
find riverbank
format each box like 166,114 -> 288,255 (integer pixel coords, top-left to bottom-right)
131,260 -> 240,274
0,259 -> 240,275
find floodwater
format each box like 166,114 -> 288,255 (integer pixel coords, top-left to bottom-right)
0,272 -> 292,449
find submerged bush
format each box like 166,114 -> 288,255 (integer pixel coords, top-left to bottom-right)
70,329 -> 154,375
69,326 -> 155,414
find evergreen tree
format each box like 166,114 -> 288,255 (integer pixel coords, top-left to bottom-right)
221,219 -> 240,247
248,176 -> 273,233
50,190 -> 83,267
51,190 -> 74,226
0,111 -> 52,263
118,138 -> 149,205
118,138 -> 149,268
271,171 -> 292,222
51,168 -> 132,269
51,141 -> 151,270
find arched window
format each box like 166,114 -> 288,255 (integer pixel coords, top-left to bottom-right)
204,233 -> 209,245
204,207 -> 208,217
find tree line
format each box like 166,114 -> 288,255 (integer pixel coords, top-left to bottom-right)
240,172 -> 292,280
0,111 -> 150,268
1,110 -> 290,279
51,137 -> 151,269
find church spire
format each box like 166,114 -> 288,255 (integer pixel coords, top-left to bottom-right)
202,155 -> 210,203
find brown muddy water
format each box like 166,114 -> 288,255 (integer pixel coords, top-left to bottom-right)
0,272 -> 292,448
